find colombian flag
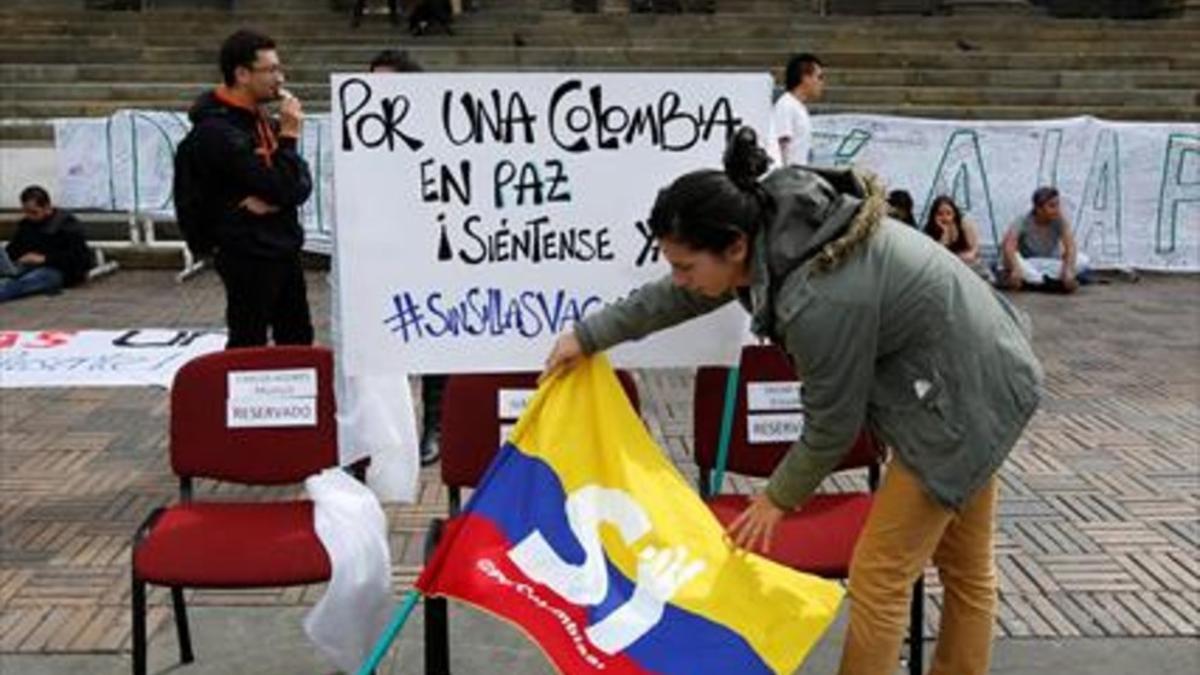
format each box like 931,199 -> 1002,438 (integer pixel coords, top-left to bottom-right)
416,356 -> 843,674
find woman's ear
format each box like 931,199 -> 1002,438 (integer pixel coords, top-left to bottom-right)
725,232 -> 750,265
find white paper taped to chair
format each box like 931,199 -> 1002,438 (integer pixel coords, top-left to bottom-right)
499,422 -> 516,447
228,368 -> 317,398
226,397 -> 317,428
497,388 -> 536,420
226,368 -> 318,428
746,381 -> 803,412
747,412 -> 805,444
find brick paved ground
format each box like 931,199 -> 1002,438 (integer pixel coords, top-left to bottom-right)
0,269 -> 1197,656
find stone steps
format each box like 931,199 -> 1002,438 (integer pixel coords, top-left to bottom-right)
2,43 -> 1195,69
3,98 -> 1192,122
4,20 -> 1197,42
4,62 -> 1194,89
0,3 -> 1194,130
3,81 -> 1192,108
4,10 -> 1197,56
5,29 -> 1197,53
3,8 -> 1196,35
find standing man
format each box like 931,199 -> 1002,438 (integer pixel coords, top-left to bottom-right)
999,186 -> 1088,293
772,53 -> 825,167
178,29 -> 314,348
0,186 -> 92,303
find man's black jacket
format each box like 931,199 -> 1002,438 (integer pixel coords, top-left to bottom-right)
183,90 -> 313,259
6,210 -> 92,286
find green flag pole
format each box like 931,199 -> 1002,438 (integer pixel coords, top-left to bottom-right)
357,589 -> 421,675
710,366 -> 741,497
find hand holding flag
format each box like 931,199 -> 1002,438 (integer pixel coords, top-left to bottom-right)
727,492 -> 786,555
541,330 -> 585,382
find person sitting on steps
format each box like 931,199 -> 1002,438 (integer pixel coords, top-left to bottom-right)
351,0 -> 401,28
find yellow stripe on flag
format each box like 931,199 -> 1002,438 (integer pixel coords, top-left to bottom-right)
512,356 -> 843,674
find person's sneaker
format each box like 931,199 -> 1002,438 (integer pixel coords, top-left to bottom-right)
420,428 -> 441,466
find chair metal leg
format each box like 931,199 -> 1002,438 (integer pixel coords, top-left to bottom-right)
424,596 -> 450,674
170,586 -> 194,664
421,516 -> 450,674
131,575 -> 147,675
908,576 -> 925,675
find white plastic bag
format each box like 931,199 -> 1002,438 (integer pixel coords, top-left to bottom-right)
304,468 -> 395,674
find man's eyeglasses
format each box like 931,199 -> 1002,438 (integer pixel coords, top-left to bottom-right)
250,64 -> 284,76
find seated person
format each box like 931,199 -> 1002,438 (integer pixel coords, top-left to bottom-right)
0,186 -> 93,303
923,194 -> 990,280
886,189 -> 916,226
408,0 -> 454,35
352,0 -> 401,27
999,186 -> 1089,293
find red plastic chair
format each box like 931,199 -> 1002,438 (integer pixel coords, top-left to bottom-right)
423,369 -> 641,675
693,344 -> 925,675
130,347 -> 340,675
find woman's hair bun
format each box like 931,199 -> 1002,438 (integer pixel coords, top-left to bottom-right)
722,126 -> 770,191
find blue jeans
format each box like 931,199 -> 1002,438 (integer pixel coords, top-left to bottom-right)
0,266 -> 65,303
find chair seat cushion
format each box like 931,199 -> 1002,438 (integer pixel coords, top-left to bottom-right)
706,492 -> 874,578
134,501 -> 331,587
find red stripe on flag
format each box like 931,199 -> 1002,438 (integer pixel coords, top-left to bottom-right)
418,513 -> 651,675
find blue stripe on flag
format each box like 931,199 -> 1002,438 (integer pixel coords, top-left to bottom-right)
466,444 -> 772,674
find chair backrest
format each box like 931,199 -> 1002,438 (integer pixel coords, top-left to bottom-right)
170,346 -> 338,485
693,344 -> 883,480
440,369 -> 641,490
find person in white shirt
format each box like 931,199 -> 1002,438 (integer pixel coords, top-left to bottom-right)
772,53 -> 825,167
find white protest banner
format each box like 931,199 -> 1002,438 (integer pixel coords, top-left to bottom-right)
53,110 -> 336,254
54,111 -> 1197,270
0,329 -> 225,388
812,115 -> 1200,271
331,73 -> 771,376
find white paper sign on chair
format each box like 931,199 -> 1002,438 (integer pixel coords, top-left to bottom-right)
747,413 -> 805,444
746,382 -> 802,412
497,388 -> 535,446
746,381 -> 804,444
226,368 -> 319,429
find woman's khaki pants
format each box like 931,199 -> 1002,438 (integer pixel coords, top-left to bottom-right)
839,460 -> 999,675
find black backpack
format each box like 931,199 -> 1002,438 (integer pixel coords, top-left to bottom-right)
172,123 -> 219,258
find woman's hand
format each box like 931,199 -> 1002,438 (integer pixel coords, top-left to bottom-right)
726,492 -> 786,554
541,330 -> 584,381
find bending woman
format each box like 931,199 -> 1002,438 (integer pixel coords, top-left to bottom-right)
544,128 -> 1042,675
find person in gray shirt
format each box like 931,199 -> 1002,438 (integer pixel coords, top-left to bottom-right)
998,186 -> 1089,293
